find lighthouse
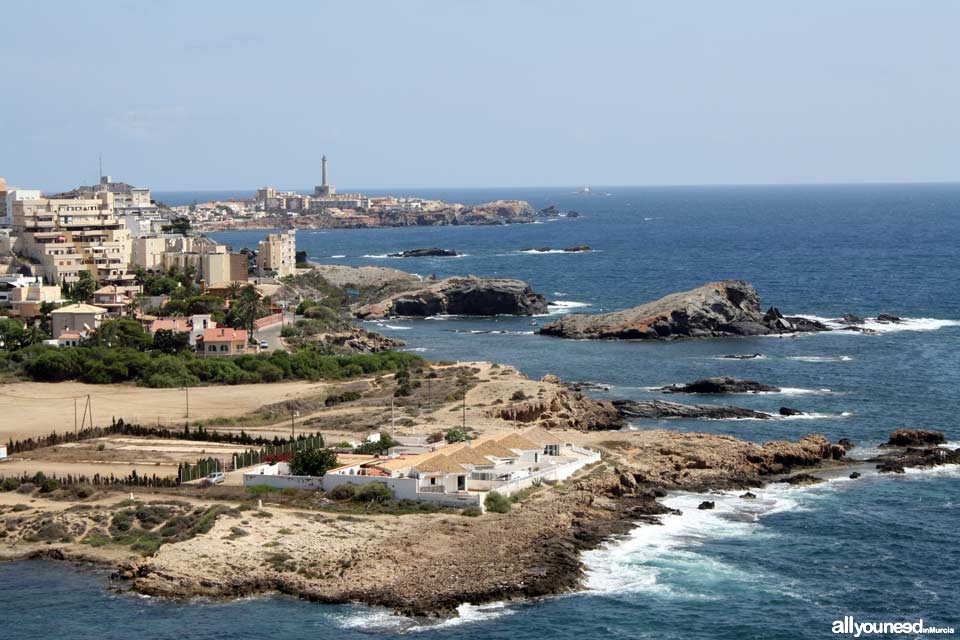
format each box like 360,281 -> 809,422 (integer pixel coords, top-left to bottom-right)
315,155 -> 335,196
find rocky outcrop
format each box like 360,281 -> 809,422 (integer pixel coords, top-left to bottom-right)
719,353 -> 764,360
778,407 -> 804,416
354,277 -> 548,319
658,376 -> 780,394
387,248 -> 458,258
778,473 -> 824,486
871,447 -> 960,474
536,205 -> 580,218
883,429 -> 946,447
613,399 -> 771,421
488,389 -> 625,431
316,327 -> 406,353
539,280 -> 830,340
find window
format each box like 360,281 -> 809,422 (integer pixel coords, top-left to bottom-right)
220,344 -> 228,352
207,345 -> 216,352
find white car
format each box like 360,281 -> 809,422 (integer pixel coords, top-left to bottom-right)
259,340 -> 270,349
206,472 -> 226,485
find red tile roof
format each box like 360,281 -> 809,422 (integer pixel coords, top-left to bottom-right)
201,327 -> 247,343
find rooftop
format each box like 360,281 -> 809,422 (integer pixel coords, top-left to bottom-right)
50,303 -> 108,315
201,327 -> 248,342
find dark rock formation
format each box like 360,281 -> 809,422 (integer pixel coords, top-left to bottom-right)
840,314 -> 865,325
778,473 -> 824,486
536,205 -> 580,218
849,472 -> 861,479
883,429 -> 946,447
539,280 -> 831,340
563,245 -> 592,252
355,277 -> 548,319
697,501 -> 715,510
387,248 -> 458,258
719,353 -> 764,360
778,406 -> 804,416
613,399 -> 771,421
659,376 -> 780,394
871,446 -> 960,474
838,438 -> 856,450
740,492 -> 757,499
876,313 -> 903,324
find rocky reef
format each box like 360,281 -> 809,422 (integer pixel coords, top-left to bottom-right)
613,399 -> 772,421
539,280 -> 830,340
387,248 -> 458,258
882,429 -> 946,447
658,376 -> 780,394
354,276 -> 548,319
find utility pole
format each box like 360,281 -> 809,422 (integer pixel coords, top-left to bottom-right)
182,386 -> 190,419
74,397 -> 78,434
87,394 -> 93,429
391,397 -> 395,431
291,411 -> 299,439
461,387 -> 466,429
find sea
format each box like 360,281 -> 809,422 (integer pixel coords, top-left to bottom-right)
5,184 -> 959,639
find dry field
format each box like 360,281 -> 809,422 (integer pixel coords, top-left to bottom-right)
0,380 -> 337,443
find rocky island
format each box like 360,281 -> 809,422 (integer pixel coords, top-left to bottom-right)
539,280 -> 830,340
354,276 -> 549,319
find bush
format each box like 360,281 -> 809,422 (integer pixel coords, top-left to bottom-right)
288,448 -> 338,477
484,491 -> 511,514
354,482 -> 392,503
445,428 -> 470,444
461,507 -> 482,517
1,478 -> 20,492
327,483 -> 357,500
510,390 -> 527,401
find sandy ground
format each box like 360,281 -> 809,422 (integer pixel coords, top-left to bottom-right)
0,380 -> 335,442
0,459 -> 179,479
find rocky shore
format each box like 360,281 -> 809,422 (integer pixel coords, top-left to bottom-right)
539,280 -> 831,340
657,376 -> 780,394
355,276 -> 549,319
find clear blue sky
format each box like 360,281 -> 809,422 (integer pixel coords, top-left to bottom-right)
2,1 -> 957,191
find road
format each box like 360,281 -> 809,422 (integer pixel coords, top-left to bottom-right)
254,311 -> 297,352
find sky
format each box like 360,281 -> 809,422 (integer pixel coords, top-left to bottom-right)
1,0 -> 958,191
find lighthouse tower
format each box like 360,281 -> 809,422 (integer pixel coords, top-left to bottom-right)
315,155 -> 336,197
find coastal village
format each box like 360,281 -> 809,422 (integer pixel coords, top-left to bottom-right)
0,162 -> 957,619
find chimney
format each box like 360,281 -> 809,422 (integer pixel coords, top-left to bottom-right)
199,279 -> 207,294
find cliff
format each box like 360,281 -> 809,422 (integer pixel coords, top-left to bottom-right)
354,276 -> 548,319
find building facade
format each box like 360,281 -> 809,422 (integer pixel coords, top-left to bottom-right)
256,229 -> 297,277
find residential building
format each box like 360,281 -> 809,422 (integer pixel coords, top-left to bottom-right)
92,284 -> 142,317
50,303 -> 107,338
149,314 -> 215,346
6,281 -> 64,317
55,175 -> 156,216
3,186 -> 41,228
12,191 -> 133,284
256,229 -> 296,277
197,327 -> 250,357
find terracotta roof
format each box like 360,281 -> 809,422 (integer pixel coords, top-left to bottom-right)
58,333 -> 82,339
444,446 -> 497,466
375,451 -> 440,473
470,440 -> 519,459
495,433 -> 541,451
414,454 -> 468,474
201,327 -> 247,342
150,318 -> 191,333
50,303 -> 108,314
521,426 -> 565,446
93,285 -> 140,295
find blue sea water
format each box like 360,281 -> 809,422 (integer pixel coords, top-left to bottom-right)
6,184 -> 959,638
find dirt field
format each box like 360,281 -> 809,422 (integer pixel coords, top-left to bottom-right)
0,380 -> 336,443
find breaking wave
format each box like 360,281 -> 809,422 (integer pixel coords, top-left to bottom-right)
796,315 -> 960,334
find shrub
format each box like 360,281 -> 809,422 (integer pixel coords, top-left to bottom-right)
288,448 -> 338,477
461,507 -> 482,517
328,483 -> 357,500
354,482 -> 392,503
484,491 -> 511,514
1,478 -> 20,492
445,428 -> 470,444
510,390 -> 527,401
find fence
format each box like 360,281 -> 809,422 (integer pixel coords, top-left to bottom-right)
232,434 -> 324,471
255,313 -> 284,330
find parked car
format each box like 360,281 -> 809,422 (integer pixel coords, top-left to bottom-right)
259,340 -> 270,349
206,472 -> 226,485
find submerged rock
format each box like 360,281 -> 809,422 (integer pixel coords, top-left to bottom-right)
354,276 -> 548,319
876,313 -> 904,324
778,406 -> 804,416
849,472 -> 861,479
697,501 -> 715,510
539,280 -> 831,340
883,429 -> 946,447
613,399 -> 771,420
740,492 -> 757,499
838,438 -> 856,450
659,376 -> 780,394
778,473 -> 824,486
719,353 -> 764,360
872,446 -> 960,473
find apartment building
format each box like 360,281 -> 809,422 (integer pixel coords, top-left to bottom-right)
12,191 -> 133,284
256,229 -> 297,277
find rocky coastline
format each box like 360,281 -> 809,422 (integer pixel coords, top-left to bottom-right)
354,276 -> 549,319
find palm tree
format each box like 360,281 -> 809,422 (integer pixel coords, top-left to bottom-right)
226,281 -> 244,300
232,285 -> 267,337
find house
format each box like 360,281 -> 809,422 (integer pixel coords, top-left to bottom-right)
197,327 -> 250,357
50,303 -> 107,339
92,284 -> 142,317
4,280 -> 64,317
51,332 -> 82,347
149,314 -> 215,346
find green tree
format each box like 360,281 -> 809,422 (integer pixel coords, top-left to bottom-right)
153,329 -> 191,354
230,285 -> 267,336
70,271 -> 97,302
484,491 -> 511,513
0,318 -> 26,350
84,318 -> 153,350
288,448 -> 338,477
445,428 -> 470,444
161,216 -> 191,235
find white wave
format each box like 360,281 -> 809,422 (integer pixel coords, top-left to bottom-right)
329,254 -> 346,258
407,602 -> 516,632
763,387 -> 840,396
383,324 -> 412,330
711,354 -> 767,361
362,254 -> 390,258
403,347 -> 434,352
553,291 -> 569,296
520,249 -> 566,254
796,315 -> 960,334
786,355 -> 853,363
584,479 -> 843,598
775,411 -> 853,420
550,300 -> 591,309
